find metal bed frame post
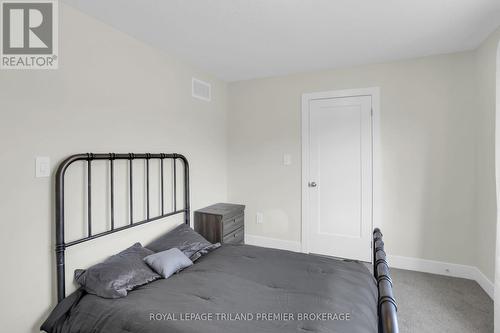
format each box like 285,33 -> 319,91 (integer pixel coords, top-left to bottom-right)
373,228 -> 399,333
55,153 -> 190,302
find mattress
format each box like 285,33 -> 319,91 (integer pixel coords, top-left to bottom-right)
42,244 -> 378,333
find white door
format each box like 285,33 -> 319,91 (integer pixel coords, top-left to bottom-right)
306,95 -> 372,262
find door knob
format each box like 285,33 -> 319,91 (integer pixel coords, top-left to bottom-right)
308,182 -> 317,187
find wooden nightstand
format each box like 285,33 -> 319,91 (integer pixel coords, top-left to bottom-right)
194,203 -> 245,244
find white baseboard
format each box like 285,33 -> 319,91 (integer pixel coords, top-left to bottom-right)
387,255 -> 494,299
472,267 -> 495,299
245,234 -> 302,252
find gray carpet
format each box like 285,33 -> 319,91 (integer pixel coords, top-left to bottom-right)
391,268 -> 493,332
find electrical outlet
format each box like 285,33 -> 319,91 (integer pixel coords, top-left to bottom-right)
256,212 -> 264,224
283,153 -> 292,166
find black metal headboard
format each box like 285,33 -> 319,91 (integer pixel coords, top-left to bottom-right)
55,153 -> 190,302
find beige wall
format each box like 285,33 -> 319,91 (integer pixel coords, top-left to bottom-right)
0,4 -> 228,332
475,27 -> 500,287
483,27 -> 500,333
1,3 -> 498,332
228,52 -> 484,270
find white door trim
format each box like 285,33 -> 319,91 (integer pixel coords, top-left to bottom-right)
301,87 -> 381,259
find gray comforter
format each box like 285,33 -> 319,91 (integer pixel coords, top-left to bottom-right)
42,244 -> 378,333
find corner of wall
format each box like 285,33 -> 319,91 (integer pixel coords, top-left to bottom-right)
473,26 -> 500,285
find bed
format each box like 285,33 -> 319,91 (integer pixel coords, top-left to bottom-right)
42,153 -> 398,333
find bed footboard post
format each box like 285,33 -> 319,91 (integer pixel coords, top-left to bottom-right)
373,228 -> 399,333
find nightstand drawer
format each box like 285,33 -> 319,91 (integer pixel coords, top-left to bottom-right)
223,213 -> 244,235
223,227 -> 244,244
195,203 -> 245,244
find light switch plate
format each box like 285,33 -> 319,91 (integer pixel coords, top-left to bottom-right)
36,157 -> 51,178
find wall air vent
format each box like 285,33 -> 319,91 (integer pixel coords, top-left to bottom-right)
192,78 -> 211,101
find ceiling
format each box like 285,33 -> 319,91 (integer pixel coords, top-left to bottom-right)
63,0 -> 500,81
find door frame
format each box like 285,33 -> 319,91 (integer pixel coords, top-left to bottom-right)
301,87 -> 381,260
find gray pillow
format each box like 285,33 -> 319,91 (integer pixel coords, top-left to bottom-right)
146,224 -> 220,261
75,243 -> 160,299
188,242 -> 221,262
143,248 -> 193,278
